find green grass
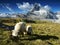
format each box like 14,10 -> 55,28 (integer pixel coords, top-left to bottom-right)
0,18 -> 60,45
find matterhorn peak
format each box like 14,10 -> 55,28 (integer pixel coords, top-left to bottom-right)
30,3 -> 41,12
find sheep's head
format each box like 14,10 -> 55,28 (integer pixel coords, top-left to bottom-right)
26,25 -> 32,31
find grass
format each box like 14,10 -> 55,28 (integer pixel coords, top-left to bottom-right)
0,18 -> 60,45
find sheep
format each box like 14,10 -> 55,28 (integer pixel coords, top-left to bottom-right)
11,22 -> 33,39
11,22 -> 26,37
26,25 -> 32,35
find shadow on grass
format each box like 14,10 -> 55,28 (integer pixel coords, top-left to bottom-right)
0,23 -> 59,41
0,23 -> 14,30
20,34 -> 59,41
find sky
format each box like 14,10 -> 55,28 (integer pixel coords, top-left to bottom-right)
0,0 -> 60,14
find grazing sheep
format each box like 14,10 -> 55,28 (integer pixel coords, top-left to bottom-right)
12,22 -> 26,37
26,25 -> 32,35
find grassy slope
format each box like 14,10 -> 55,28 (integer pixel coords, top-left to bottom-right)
0,18 -> 60,45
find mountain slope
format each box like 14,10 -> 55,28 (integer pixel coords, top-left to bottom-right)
26,3 -> 57,20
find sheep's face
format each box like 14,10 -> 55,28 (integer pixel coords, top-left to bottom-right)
26,25 -> 32,32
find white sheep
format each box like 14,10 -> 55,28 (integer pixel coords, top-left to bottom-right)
26,25 -> 32,35
12,22 -> 26,37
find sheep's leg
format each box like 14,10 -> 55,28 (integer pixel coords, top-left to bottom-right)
10,35 -> 19,41
21,32 -> 26,37
27,32 -> 32,35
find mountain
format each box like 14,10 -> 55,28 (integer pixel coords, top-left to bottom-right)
26,3 -> 58,21
55,11 -> 60,23
0,3 -> 60,23
0,13 -> 17,18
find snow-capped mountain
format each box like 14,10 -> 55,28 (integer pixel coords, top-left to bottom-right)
26,3 -> 57,21
0,3 -> 60,23
55,11 -> 60,23
0,13 -> 17,18
0,13 -> 27,18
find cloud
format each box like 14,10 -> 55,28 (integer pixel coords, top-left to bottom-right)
6,6 -> 12,11
16,2 -> 41,14
5,4 -> 13,12
16,2 -> 33,11
44,5 -> 51,10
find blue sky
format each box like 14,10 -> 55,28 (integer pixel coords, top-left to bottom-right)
0,0 -> 60,13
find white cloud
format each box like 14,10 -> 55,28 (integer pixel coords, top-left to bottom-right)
6,6 -> 12,11
0,3 -> 13,13
44,5 -> 51,10
16,2 -> 41,14
5,4 -> 13,12
16,2 -> 33,11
